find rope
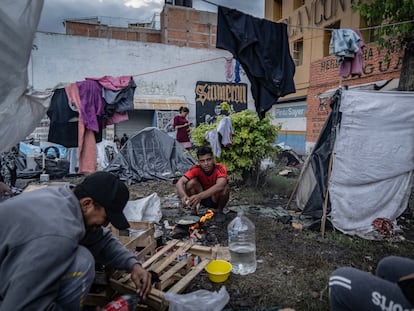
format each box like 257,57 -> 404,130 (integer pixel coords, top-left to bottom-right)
131,56 -> 226,77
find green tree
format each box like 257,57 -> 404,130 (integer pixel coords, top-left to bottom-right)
191,105 -> 281,186
353,0 -> 414,91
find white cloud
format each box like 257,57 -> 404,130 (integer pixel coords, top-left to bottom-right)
124,0 -> 163,9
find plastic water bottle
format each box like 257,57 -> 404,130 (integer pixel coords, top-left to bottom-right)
227,211 -> 257,275
101,294 -> 139,311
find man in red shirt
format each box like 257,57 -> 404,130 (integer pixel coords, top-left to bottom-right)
176,146 -> 230,222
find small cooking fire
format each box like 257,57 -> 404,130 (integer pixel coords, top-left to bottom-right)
188,209 -> 214,242
189,209 -> 214,231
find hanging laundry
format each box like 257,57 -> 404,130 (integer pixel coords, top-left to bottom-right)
216,6 -> 296,119
87,75 -> 131,91
224,58 -> 234,82
102,77 -> 136,115
205,129 -> 221,157
76,80 -> 105,133
65,83 -> 97,174
205,116 -> 234,158
329,29 -> 360,65
234,60 -> 241,83
217,116 -> 233,146
339,29 -> 365,78
47,88 -> 79,148
87,75 -> 135,127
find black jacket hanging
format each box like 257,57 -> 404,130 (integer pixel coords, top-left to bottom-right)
47,88 -> 79,148
216,6 -> 296,119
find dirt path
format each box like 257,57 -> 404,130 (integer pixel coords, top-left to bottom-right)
127,180 -> 414,311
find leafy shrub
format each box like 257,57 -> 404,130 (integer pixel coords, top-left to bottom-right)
191,106 -> 281,185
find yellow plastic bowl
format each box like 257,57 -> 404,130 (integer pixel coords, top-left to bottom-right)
205,260 -> 232,283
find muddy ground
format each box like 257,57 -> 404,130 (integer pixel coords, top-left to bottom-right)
18,176 -> 414,311
125,179 -> 414,311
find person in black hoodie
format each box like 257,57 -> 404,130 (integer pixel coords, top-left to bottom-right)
329,256 -> 414,310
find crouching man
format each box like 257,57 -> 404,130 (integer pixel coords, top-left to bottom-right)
176,146 -> 229,222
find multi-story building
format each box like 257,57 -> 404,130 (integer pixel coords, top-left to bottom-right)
265,0 -> 402,153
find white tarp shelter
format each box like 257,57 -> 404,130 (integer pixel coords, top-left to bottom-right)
296,89 -> 414,239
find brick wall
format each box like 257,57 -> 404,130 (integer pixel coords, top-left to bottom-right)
65,21 -> 162,43
65,5 -> 217,49
161,5 -> 217,48
306,43 -> 403,143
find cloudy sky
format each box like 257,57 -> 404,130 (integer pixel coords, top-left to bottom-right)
38,0 -> 264,33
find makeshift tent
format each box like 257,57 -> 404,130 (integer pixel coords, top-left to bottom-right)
0,0 -> 53,153
105,127 -> 195,183
296,89 -> 414,239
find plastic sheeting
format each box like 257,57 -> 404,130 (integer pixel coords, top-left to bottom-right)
296,89 -> 342,218
330,90 -> 414,239
296,89 -> 414,239
123,193 -> 162,223
105,127 -> 195,183
0,1 -> 53,152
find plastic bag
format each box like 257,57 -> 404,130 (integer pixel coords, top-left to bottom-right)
164,286 -> 229,311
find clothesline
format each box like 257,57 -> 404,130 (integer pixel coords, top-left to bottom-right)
284,19 -> 414,31
131,56 -> 226,77
199,0 -> 413,32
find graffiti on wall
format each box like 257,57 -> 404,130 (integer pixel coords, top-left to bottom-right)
195,81 -> 247,125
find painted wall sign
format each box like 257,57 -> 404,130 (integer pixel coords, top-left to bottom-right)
320,47 -> 403,76
195,81 -> 247,125
282,0 -> 349,38
275,105 -> 307,118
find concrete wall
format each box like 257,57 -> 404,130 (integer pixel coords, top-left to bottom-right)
29,32 -> 254,127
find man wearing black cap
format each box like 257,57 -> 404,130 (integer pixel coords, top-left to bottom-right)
0,171 -> 152,311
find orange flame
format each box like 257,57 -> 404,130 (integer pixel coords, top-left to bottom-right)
188,209 -> 215,231
200,209 -> 214,223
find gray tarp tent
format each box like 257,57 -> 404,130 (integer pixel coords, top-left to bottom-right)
0,0 -> 52,153
105,127 -> 195,183
296,89 -> 414,239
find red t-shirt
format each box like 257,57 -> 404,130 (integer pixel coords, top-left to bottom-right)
184,163 -> 227,190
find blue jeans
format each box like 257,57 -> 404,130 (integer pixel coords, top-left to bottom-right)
56,246 -> 95,310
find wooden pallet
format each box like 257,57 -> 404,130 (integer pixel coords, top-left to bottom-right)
110,239 -> 220,311
109,221 -> 157,263
86,221 -> 157,306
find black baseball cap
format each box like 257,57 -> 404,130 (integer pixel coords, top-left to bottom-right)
79,171 -> 130,229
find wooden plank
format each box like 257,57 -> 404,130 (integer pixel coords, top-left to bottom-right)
136,241 -> 157,261
158,257 -> 190,291
108,242 -> 216,311
168,258 -> 210,294
142,240 -> 179,269
175,241 -> 215,259
151,242 -> 192,274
